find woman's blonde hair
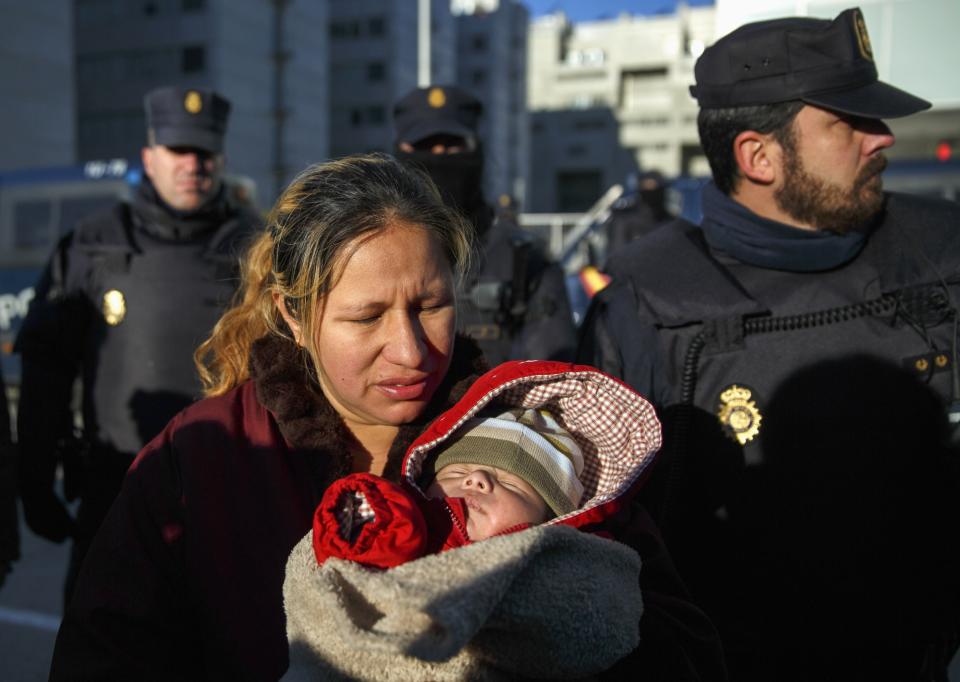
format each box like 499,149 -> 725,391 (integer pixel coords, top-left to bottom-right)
195,153 -> 474,396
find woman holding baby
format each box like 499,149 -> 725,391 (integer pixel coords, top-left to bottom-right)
49,154 -> 724,681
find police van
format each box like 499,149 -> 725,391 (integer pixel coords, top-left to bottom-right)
0,160 -> 138,385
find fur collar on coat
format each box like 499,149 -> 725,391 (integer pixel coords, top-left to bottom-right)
248,333 -> 488,489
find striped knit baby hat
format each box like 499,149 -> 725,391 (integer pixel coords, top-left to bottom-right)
429,408 -> 585,516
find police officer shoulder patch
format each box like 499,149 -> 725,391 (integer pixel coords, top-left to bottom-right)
102,289 -> 126,326
716,384 -> 762,445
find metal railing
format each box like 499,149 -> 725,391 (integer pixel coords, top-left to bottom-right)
517,183 -> 624,272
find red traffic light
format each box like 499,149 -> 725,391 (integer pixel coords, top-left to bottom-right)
936,141 -> 952,163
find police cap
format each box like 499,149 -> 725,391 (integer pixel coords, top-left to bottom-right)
393,86 -> 483,146
144,86 -> 231,152
690,7 -> 930,119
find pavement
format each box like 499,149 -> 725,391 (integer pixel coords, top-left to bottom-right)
0,515 -> 68,681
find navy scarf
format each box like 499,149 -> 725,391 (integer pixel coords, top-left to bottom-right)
700,182 -> 869,272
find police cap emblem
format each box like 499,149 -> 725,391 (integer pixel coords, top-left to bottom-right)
717,384 -> 762,445
852,9 -> 874,62
184,90 -> 203,114
102,289 -> 126,326
428,87 -> 447,109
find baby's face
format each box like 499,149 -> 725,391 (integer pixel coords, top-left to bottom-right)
427,463 -> 549,540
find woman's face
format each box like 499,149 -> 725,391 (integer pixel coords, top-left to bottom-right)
311,221 -> 457,429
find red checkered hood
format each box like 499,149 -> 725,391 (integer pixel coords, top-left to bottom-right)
402,360 -> 662,531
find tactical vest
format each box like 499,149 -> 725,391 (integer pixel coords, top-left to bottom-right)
457,216 -> 539,365
608,195 -> 960,466
67,203 -> 254,454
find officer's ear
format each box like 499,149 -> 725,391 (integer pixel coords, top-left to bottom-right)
273,292 -> 304,346
732,129 -> 779,186
141,146 -> 156,180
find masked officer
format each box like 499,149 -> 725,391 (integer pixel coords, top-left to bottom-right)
603,170 -> 671,255
15,86 -> 261,604
393,86 -> 576,365
578,9 -> 960,681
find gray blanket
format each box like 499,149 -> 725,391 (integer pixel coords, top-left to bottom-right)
283,524 -> 643,681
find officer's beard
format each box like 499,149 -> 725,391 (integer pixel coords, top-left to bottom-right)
396,150 -> 490,235
774,138 -> 887,235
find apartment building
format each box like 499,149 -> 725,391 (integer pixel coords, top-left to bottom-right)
1,1 -> 75,170
74,0 -> 329,205
327,0 -> 455,158
454,0 -> 529,206
526,5 -> 715,212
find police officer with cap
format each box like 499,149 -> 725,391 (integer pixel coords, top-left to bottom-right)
16,86 -> 261,604
579,8 -> 960,680
393,85 -> 576,365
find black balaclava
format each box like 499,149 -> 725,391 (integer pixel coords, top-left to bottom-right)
396,148 -> 492,237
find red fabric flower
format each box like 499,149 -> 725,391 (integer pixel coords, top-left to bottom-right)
312,473 -> 428,569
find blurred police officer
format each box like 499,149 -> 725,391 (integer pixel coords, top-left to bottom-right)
603,170 -> 671,255
15,86 -> 261,604
393,86 -> 576,365
579,8 -> 960,680
0,362 -> 18,591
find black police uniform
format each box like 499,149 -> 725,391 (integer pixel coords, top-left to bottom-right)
579,9 -> 960,681
0,362 -> 18,590
394,86 -> 576,365
15,87 -> 260,603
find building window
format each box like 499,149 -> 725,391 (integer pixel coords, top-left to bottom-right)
557,170 -> 603,212
181,45 -> 205,73
367,62 -> 385,82
368,16 -> 385,37
620,66 -> 669,109
330,20 -> 360,39
570,94 -> 603,109
14,200 -> 53,250
567,144 -> 588,158
331,17 -> 384,39
471,34 -> 488,52
143,1 -> 159,17
471,69 -> 486,86
573,119 -> 607,132
349,107 -> 386,127
181,0 -> 205,11
566,47 -> 605,67
366,106 -> 385,125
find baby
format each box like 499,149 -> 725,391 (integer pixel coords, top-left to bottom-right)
311,407 -> 584,568
283,359 -> 660,681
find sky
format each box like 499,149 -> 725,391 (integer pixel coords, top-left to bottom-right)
522,0 -> 714,22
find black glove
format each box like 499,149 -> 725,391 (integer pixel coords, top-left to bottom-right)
20,490 -> 76,543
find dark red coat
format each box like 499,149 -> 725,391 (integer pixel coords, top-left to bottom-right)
50,335 -> 726,681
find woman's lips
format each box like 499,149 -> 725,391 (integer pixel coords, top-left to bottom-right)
375,380 -> 428,400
